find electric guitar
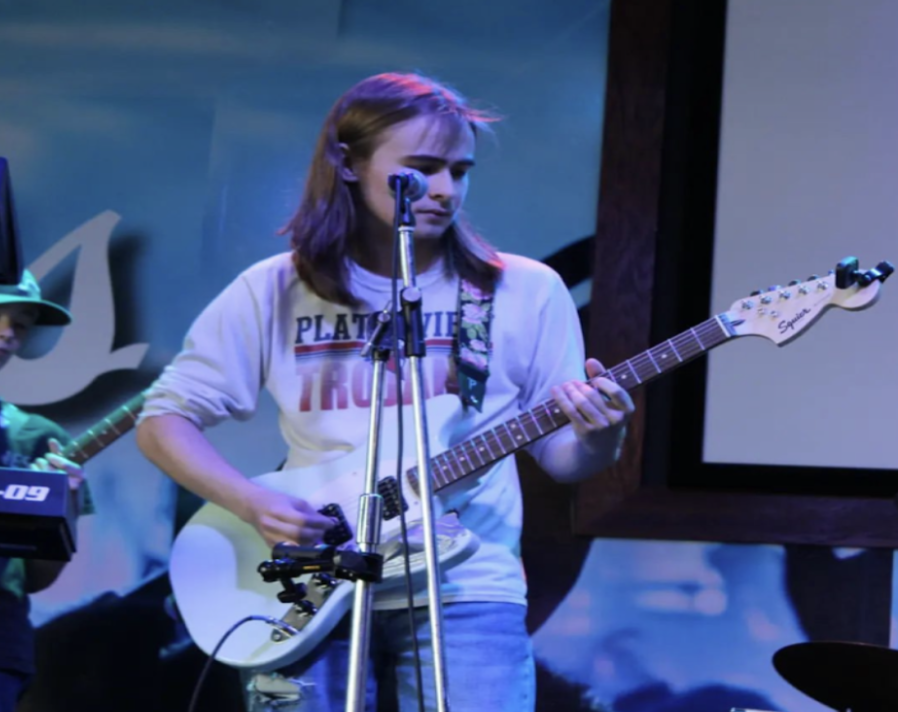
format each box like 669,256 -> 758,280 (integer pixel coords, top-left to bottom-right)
168,257 -> 893,672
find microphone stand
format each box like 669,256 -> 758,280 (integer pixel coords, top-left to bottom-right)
393,190 -> 451,712
343,180 -> 450,712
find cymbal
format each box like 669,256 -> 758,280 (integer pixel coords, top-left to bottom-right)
773,641 -> 898,711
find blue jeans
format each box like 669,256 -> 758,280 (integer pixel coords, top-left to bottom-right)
246,602 -> 534,712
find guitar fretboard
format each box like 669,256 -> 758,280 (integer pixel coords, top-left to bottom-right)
408,315 -> 736,493
62,392 -> 147,465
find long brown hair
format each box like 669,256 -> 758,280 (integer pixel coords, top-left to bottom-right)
283,72 -> 504,307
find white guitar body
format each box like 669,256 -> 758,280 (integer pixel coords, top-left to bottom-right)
169,395 -> 482,672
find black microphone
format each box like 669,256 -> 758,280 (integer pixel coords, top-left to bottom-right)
387,170 -> 428,202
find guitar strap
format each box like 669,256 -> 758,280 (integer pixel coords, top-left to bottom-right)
450,278 -> 495,413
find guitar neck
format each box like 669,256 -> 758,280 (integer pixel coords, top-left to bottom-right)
61,392 -> 147,465
413,314 -> 737,493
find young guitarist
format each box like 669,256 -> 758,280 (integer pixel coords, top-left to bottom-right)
0,270 -> 88,711
136,72 -> 634,711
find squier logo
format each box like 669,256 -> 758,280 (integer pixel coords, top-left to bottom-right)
778,308 -> 812,336
0,210 -> 148,405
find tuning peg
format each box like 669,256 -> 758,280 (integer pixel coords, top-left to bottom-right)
767,285 -> 781,292
788,279 -> 801,286
749,289 -> 762,296
807,274 -> 820,281
857,260 -> 896,286
874,260 -> 895,282
835,257 -> 860,289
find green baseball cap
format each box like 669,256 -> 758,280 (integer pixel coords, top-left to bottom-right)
0,269 -> 72,325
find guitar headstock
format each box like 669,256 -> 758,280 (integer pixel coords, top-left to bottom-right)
725,257 -> 893,345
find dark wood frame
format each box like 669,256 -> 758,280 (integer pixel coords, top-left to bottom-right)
575,0 -> 898,548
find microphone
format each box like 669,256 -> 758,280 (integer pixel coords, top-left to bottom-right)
387,170 -> 428,202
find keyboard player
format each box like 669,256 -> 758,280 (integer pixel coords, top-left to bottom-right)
0,269 -> 87,712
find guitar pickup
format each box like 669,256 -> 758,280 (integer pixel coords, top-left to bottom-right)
376,477 -> 408,521
319,504 -> 353,546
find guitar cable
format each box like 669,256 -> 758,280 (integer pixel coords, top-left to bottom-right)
186,615 -> 300,712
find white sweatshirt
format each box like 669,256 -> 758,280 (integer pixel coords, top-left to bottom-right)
142,250 -> 586,608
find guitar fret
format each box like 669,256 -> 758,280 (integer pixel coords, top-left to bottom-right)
626,353 -> 650,382
609,365 -> 627,386
474,437 -> 489,466
672,331 -> 701,360
694,320 -> 726,350
520,413 -> 542,439
480,433 -> 498,460
499,427 -> 514,450
689,329 -> 705,350
649,343 -> 675,370
496,424 -> 514,453
706,318 -> 730,344
507,419 -> 527,447
530,404 -> 552,435
545,401 -> 563,426
82,429 -> 99,454
532,406 -> 551,434
430,455 -> 450,487
666,339 -> 683,362
542,401 -> 567,429
446,448 -> 466,481
470,434 -> 489,464
455,443 -> 476,475
637,354 -> 658,382
463,444 -> 478,473
439,453 -> 456,485
714,314 -> 736,337
694,324 -> 713,346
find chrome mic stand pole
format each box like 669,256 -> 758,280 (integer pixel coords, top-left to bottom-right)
345,307 -> 391,712
394,188 -> 451,712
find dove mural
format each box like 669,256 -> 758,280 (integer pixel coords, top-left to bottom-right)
0,210 -> 148,404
